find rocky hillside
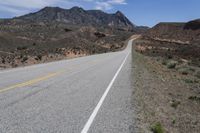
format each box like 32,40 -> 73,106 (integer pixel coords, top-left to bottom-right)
0,6 -> 136,68
135,18 -> 200,68
133,19 -> 200,133
145,19 -> 200,44
8,6 -> 134,31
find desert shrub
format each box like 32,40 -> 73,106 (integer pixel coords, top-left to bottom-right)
19,54 -> 23,59
178,67 -> 195,75
17,46 -> 27,50
171,100 -> 181,109
184,78 -> 198,84
1,58 -> 5,64
178,68 -> 189,75
161,59 -> 167,65
167,55 -> 173,59
150,122 -> 164,133
172,118 -> 176,124
64,28 -> 72,32
167,60 -> 177,69
184,79 -> 194,83
92,50 -> 96,54
189,96 -> 200,102
37,55 -> 42,60
195,71 -> 200,79
22,56 -> 28,62
94,32 -> 106,38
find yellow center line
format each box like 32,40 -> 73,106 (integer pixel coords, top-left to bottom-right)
0,70 -> 65,93
0,58 -> 102,94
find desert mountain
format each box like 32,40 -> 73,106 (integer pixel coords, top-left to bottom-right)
0,6 -> 136,68
10,6 -> 135,31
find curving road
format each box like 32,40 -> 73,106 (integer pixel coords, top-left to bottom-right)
0,39 -> 136,133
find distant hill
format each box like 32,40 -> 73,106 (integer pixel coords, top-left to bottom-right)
184,19 -> 200,30
145,19 -> 200,43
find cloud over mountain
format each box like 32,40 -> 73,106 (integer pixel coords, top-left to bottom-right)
0,0 -> 127,17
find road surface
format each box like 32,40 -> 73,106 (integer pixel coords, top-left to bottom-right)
0,39 -> 137,133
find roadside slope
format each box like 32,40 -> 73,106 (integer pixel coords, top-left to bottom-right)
132,42 -> 200,132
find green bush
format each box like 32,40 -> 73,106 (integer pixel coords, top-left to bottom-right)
172,118 -> 176,124
171,100 -> 181,109
178,67 -> 195,75
2,59 -> 5,64
195,71 -> 200,79
150,122 -> 164,133
188,96 -> 200,102
167,60 -> 177,69
161,59 -> 167,65
17,46 -> 27,50
22,56 -> 28,62
37,55 -> 42,60
184,79 -> 196,84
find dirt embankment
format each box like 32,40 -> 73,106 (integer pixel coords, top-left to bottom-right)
0,25 -> 133,69
132,40 -> 200,132
134,37 -> 200,67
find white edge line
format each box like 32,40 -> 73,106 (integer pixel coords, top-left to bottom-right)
81,50 -> 130,133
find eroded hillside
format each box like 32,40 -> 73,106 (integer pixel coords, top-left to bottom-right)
0,6 -> 139,68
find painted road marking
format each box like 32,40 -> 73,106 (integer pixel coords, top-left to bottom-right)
0,71 -> 64,93
81,51 -> 130,133
0,59 -> 104,94
0,41 -> 127,94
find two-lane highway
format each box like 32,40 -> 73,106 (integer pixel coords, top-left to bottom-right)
0,39 -> 137,133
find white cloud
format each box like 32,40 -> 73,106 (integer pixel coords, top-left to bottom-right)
0,0 -> 51,9
95,2 -> 111,10
0,5 -> 29,16
83,0 -> 127,10
95,0 -> 127,10
108,0 -> 127,4
0,0 -> 77,17
0,0 -> 127,17
0,0 -> 127,10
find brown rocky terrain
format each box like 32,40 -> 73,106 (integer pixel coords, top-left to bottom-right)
136,19 -> 200,68
132,46 -> 200,133
0,6 -> 142,69
133,19 -> 200,132
145,19 -> 200,44
0,23 -> 132,68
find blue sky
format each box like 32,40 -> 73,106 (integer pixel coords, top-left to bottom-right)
0,0 -> 199,27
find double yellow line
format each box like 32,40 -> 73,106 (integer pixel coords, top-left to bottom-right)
0,57 -> 104,94
0,70 -> 64,93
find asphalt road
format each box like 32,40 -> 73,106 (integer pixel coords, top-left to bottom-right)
0,39 -> 137,133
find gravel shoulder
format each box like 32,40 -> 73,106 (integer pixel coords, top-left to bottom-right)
132,42 -> 200,133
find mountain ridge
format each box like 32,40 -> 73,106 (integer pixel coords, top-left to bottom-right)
11,6 -> 135,31
0,6 -> 137,68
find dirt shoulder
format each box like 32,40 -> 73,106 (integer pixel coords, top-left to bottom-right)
132,42 -> 200,132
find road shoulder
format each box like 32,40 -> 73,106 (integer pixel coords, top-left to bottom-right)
132,43 -> 200,132
88,51 -> 138,133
